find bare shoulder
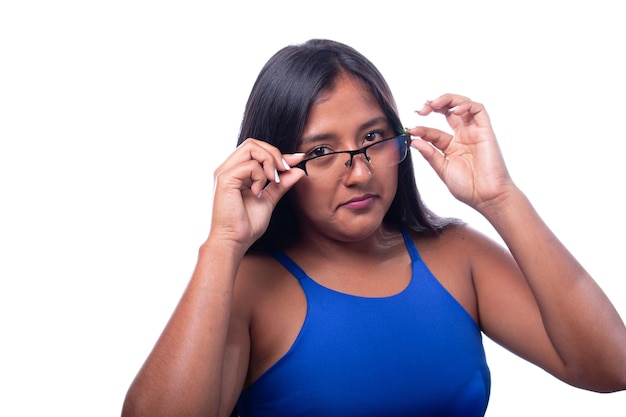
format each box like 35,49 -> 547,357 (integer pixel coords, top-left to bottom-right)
415,222 -> 517,283
410,222 -> 504,262
408,223 -> 510,323
233,251 -> 304,323
233,252 -> 294,308
237,252 -> 285,284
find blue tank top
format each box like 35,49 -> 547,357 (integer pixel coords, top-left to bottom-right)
237,230 -> 490,416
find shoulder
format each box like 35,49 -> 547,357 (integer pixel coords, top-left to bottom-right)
233,251 -> 301,316
409,222 -> 503,262
235,252 -> 290,296
407,223 -> 511,323
237,251 -> 283,280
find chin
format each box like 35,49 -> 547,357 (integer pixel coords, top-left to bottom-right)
328,216 -> 390,242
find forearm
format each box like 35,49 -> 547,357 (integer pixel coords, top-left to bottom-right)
122,238 -> 245,417
480,185 -> 626,390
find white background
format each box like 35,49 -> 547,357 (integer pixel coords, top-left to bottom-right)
1,1 -> 625,416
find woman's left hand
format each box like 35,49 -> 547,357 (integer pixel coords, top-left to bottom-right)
406,93 -> 515,212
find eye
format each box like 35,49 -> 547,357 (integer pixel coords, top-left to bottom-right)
305,145 -> 334,158
364,130 -> 385,143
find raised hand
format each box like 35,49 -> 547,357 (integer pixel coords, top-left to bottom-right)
210,139 -> 305,252
406,93 -> 515,213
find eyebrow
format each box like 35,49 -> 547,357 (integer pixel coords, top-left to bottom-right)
299,116 -> 390,146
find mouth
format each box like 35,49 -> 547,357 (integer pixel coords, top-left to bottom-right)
339,194 -> 376,210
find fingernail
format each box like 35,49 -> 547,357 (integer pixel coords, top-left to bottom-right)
274,169 -> 280,183
282,158 -> 291,170
257,190 -> 264,198
293,153 -> 305,157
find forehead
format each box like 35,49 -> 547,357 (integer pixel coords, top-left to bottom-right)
301,75 -> 386,138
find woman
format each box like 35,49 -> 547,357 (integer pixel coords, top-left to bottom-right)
122,39 -> 626,417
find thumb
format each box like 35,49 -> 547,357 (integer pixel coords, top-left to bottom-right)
411,138 -> 447,180
258,168 -> 306,206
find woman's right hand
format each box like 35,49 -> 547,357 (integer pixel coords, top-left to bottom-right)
210,138 -> 306,252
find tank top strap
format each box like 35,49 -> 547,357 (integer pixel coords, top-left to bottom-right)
274,230 -> 420,280
272,251 -> 309,282
400,228 -> 421,263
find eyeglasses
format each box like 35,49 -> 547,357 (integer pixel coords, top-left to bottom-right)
295,133 -> 410,181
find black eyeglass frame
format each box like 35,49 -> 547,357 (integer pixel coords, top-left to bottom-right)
294,132 -> 411,176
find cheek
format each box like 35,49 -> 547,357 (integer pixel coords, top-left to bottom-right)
380,170 -> 400,207
290,179 -> 329,213
290,180 -> 312,210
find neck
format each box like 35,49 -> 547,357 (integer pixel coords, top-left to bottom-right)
290,223 -> 404,264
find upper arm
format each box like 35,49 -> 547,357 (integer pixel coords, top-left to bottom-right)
217,257 -> 261,417
465,227 -> 570,381
218,315 -> 250,417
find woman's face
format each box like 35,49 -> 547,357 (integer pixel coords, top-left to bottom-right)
290,75 -> 399,243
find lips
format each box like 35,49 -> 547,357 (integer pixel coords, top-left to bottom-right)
340,194 -> 376,210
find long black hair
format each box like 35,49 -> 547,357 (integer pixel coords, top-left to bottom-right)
237,39 -> 454,252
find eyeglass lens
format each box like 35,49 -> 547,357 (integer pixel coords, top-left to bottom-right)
301,134 -> 408,181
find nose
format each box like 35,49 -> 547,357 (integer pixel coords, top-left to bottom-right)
344,149 -> 370,168
341,153 -> 372,183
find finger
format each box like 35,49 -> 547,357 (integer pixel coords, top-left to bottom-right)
259,166 -> 307,204
242,139 -> 288,184
417,94 -> 493,130
282,152 -> 306,169
447,100 -> 492,128
215,159 -> 270,199
258,152 -> 307,195
416,93 -> 472,115
405,126 -> 453,153
409,137 -> 447,179
216,139 -> 286,187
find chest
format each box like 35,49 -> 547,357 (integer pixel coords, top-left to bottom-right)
246,246 -> 478,385
240,259 -> 490,416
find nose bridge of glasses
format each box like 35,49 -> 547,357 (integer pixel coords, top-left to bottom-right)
344,147 -> 371,168
340,150 -> 373,183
